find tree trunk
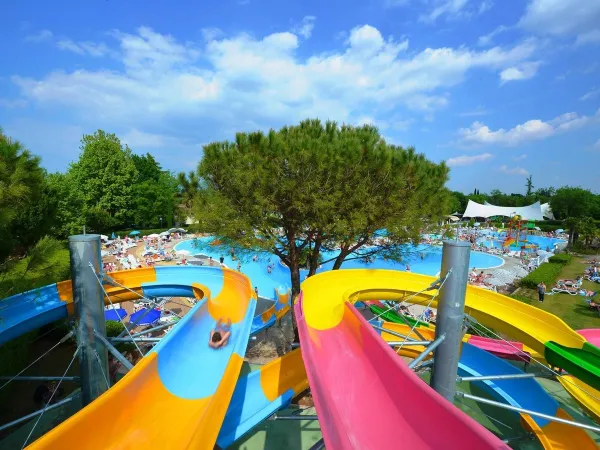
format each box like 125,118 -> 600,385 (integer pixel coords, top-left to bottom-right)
332,249 -> 350,270
568,227 -> 575,248
307,238 -> 322,277
288,246 -> 302,343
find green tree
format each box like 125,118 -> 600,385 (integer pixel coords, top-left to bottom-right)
450,191 -> 467,213
193,119 -> 449,297
68,130 -> 138,231
132,172 -> 178,228
550,187 -> 595,220
525,175 -> 534,196
0,129 -> 45,263
132,153 -> 162,182
177,171 -> 200,210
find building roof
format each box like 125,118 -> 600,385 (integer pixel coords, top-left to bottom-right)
463,200 -> 545,220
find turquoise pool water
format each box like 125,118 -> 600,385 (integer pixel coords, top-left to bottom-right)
477,232 -> 566,252
174,237 -> 504,300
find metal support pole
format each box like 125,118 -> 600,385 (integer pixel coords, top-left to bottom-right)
69,234 -> 108,406
273,415 -> 318,421
430,240 -> 470,402
109,337 -> 162,343
0,397 -> 73,433
502,434 -> 534,444
308,438 -> 326,450
457,392 -> 600,433
371,324 -> 419,342
457,373 -> 550,382
94,331 -> 134,371
0,376 -> 79,382
130,322 -> 174,338
389,311 -> 427,341
387,341 -> 433,347
407,334 -> 445,369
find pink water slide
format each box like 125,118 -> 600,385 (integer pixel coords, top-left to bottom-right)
295,297 -> 508,449
578,329 -> 600,347
467,335 -> 530,363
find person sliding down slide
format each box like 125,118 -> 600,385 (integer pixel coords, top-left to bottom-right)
210,318 -> 232,349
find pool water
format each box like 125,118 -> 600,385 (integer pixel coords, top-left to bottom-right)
174,237 -> 504,300
477,232 -> 566,252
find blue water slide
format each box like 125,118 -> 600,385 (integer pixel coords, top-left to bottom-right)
458,342 -> 558,427
0,284 -> 69,346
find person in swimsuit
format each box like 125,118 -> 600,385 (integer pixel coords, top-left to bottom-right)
209,318 -> 232,349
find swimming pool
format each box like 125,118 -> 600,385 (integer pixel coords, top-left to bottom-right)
174,237 -> 504,300
478,232 -> 566,252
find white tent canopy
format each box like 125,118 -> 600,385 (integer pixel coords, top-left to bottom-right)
463,200 -> 545,220
541,203 -> 554,220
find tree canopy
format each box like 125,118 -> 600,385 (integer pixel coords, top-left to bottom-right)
0,130 -> 45,262
192,119 -> 450,296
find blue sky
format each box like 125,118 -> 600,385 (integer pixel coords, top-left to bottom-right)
1,0 -> 599,194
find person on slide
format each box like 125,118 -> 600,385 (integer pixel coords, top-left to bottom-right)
209,318 -> 232,349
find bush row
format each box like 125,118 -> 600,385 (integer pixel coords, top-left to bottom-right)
548,254 -> 572,265
519,259 -> 565,289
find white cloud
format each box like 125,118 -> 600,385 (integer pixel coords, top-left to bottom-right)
57,39 -> 110,57
478,25 -> 508,47
593,139 -> 600,151
478,0 -> 493,14
293,16 -> 316,39
519,0 -> 600,46
459,109 -> 600,146
201,27 -> 224,42
447,153 -> 493,166
512,154 -> 527,161
122,129 -> 184,149
420,0 -> 491,24
580,88 -> 600,101
499,165 -> 528,175
13,26 -> 539,145
24,29 -> 53,43
499,61 -> 541,83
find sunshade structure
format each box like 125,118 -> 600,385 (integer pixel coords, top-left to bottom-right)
104,308 -> 127,321
129,308 -> 161,326
129,230 -> 141,236
464,200 -> 545,221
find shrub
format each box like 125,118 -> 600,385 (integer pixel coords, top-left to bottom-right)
519,262 -> 563,289
548,254 -> 572,265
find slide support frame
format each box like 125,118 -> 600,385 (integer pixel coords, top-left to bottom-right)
431,240 -> 471,402
69,234 -> 109,405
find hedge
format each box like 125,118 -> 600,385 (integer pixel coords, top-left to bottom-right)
519,260 -> 564,289
548,254 -> 572,265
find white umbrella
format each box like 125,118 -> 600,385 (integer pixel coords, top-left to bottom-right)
448,216 -> 459,222
159,231 -> 170,236
148,233 -> 160,238
100,235 -> 108,241
534,226 -> 541,231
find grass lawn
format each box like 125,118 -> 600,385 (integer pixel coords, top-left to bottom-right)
512,256 -> 600,330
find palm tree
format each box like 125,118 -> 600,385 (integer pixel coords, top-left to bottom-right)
525,175 -> 534,196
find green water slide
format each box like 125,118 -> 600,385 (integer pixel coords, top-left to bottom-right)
368,304 -> 431,328
545,341 -> 600,391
